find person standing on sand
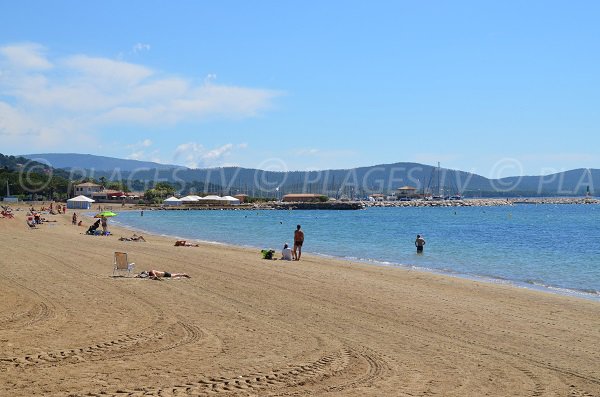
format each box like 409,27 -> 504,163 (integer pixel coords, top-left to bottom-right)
293,224 -> 304,261
72,212 -> 77,225
415,234 -> 426,253
101,216 -> 108,234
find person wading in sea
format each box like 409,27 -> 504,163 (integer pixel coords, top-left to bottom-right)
415,234 -> 426,253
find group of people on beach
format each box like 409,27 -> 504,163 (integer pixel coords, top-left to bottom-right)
277,224 -> 304,261
32,203 -> 66,215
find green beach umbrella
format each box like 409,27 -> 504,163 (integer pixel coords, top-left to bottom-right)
94,211 -> 117,218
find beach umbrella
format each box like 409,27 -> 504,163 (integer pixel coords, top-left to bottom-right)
94,211 -> 117,218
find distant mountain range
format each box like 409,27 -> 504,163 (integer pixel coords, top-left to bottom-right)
19,153 -> 599,197
22,153 -> 183,172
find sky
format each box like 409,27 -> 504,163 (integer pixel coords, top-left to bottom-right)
1,1 -> 599,178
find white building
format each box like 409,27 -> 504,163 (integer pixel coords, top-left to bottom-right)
74,182 -> 102,198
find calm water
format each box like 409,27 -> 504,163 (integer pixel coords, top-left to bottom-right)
111,204 -> 600,301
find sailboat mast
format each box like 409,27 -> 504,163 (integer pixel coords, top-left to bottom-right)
437,162 -> 441,196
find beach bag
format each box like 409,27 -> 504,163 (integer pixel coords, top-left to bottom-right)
261,249 -> 274,260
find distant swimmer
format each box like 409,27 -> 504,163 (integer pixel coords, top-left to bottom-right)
415,234 -> 426,253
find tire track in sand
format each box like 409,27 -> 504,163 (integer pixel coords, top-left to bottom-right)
79,344 -> 389,396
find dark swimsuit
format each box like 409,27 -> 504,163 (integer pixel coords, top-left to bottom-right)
164,272 -> 172,277
294,240 -> 303,247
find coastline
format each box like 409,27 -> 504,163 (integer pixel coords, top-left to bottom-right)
1,204 -> 599,396
110,207 -> 600,303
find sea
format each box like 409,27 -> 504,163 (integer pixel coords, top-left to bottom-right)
110,204 -> 600,301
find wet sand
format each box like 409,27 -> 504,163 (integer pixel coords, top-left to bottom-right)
1,206 -> 599,396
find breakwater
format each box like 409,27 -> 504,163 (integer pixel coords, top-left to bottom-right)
365,197 -> 599,208
142,197 -> 599,211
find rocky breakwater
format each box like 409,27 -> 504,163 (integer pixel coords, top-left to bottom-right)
510,197 -> 600,205
365,199 -> 513,208
273,201 -> 366,210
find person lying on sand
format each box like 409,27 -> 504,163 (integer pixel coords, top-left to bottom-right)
119,234 -> 146,242
174,240 -> 199,247
137,270 -> 191,280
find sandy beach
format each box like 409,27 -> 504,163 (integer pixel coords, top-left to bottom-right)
1,206 -> 599,396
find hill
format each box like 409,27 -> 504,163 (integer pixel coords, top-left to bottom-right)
21,153 -> 184,172
17,153 -> 600,197
0,153 -> 75,180
0,154 -> 77,200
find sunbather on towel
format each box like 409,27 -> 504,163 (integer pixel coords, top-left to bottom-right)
119,234 -> 146,242
174,240 -> 199,247
137,270 -> 191,280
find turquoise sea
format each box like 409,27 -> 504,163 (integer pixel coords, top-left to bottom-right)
111,204 -> 600,301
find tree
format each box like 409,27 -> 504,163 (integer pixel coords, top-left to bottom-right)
144,182 -> 175,203
106,181 -> 129,192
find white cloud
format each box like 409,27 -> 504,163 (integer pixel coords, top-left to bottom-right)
295,148 -> 320,156
0,43 -> 52,70
64,55 -> 154,86
127,151 -> 145,160
173,142 -> 246,168
0,42 -> 281,149
204,143 -> 233,160
125,139 -> 157,162
0,102 -> 29,137
132,43 -> 151,53
204,74 -> 217,84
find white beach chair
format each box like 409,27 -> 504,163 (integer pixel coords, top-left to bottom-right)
113,252 -> 135,276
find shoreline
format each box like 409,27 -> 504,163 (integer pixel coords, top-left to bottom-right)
2,203 -> 600,396
108,208 -> 600,303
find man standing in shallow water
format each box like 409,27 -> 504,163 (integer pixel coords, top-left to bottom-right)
293,224 -> 304,261
415,234 -> 426,253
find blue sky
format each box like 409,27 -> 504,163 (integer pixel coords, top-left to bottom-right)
1,1 -> 599,177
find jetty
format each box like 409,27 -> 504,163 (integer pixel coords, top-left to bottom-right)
141,197 -> 599,211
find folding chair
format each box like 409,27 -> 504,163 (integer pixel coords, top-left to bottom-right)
113,252 -> 135,276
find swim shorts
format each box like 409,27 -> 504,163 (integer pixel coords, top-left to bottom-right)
164,272 -> 172,277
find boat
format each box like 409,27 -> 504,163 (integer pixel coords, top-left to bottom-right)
425,162 -> 464,201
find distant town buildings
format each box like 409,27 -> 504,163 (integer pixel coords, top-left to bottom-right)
73,182 -> 102,197
282,193 -> 326,203
234,194 -> 249,203
368,193 -> 385,202
395,185 -> 419,199
73,182 -> 142,202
